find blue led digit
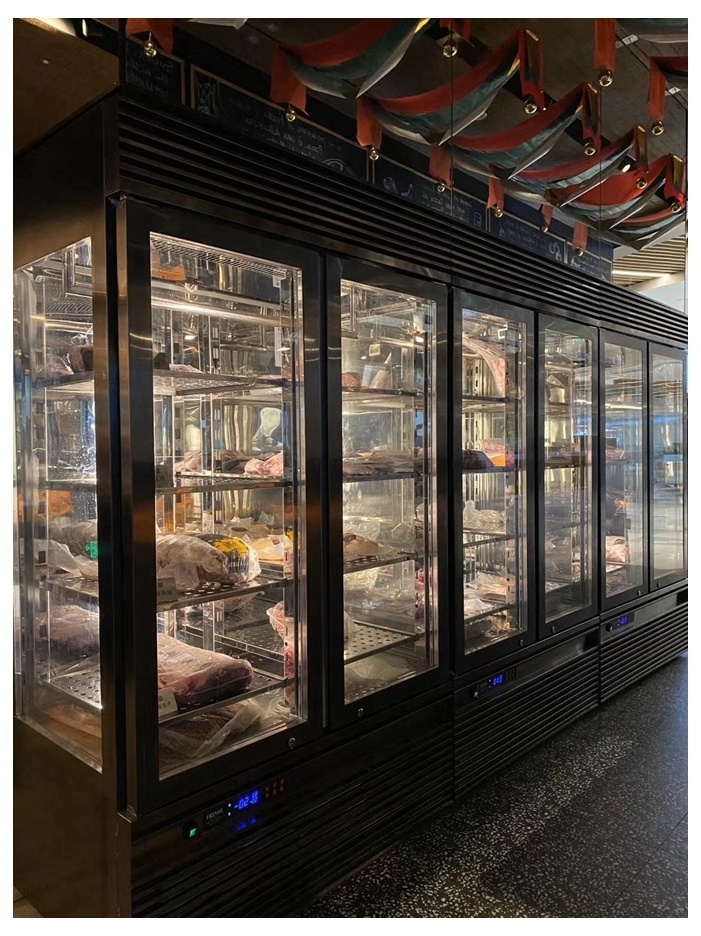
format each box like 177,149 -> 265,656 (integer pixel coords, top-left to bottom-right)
251,790 -> 260,805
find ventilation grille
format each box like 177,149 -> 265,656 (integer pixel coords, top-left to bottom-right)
131,725 -> 453,918
116,98 -> 687,348
600,603 -> 688,702
454,650 -> 599,800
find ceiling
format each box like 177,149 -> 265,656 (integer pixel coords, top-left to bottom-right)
13,19 -> 118,154
612,234 -> 686,287
14,17 -> 687,306
181,18 -> 687,166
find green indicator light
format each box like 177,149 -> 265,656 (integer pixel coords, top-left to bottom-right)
188,827 -> 197,838
85,541 -> 98,558
183,821 -> 198,839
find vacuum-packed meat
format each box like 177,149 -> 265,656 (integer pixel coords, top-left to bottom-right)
193,534 -> 261,583
606,536 -> 629,565
157,634 -> 254,708
244,451 -> 285,478
157,533 -> 233,588
49,519 -> 98,557
36,603 -> 100,657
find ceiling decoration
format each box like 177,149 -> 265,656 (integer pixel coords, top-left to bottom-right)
124,17 -> 687,249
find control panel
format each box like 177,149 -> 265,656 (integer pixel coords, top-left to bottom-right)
468,666 -> 518,701
182,775 -> 287,840
605,611 -> 635,632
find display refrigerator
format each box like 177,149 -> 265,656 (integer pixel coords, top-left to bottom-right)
539,317 -> 599,636
649,344 -> 687,590
325,259 -> 449,723
14,202 -> 329,815
451,291 -> 535,669
600,332 -> 648,610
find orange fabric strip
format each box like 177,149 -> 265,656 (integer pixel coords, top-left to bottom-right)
270,48 -> 308,112
289,19 -> 397,67
573,222 -> 588,252
594,19 -> 616,73
125,18 -> 174,54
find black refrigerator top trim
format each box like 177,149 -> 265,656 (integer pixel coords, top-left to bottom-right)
107,94 -> 686,349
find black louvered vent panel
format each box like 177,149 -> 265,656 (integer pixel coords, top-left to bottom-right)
600,604 -> 688,702
116,98 -> 687,347
131,726 -> 453,918
455,650 -> 599,800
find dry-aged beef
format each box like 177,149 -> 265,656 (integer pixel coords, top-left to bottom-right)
193,534 -> 260,582
157,533 -> 232,587
67,345 -> 94,373
50,519 -> 97,557
342,371 -> 362,388
244,451 -> 285,478
37,357 -> 73,379
36,603 -> 100,657
462,449 -> 494,470
157,634 -> 254,708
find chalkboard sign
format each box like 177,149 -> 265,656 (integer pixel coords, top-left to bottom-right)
489,212 -> 566,265
375,159 -> 486,232
568,248 -> 613,282
193,70 -> 366,179
125,39 -> 184,105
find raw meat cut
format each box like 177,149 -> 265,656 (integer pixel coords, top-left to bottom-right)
194,534 -> 261,583
67,345 -> 94,373
244,451 -> 285,478
174,451 -> 202,473
37,357 -> 73,379
49,519 -> 97,557
48,540 -> 99,580
343,533 -> 395,562
36,603 -> 99,657
462,449 -> 494,470
160,699 -> 263,763
157,633 -> 254,708
342,372 -> 362,388
157,533 -> 232,587
606,536 -> 629,564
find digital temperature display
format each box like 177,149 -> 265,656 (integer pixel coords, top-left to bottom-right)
489,673 -> 505,688
231,789 -> 261,812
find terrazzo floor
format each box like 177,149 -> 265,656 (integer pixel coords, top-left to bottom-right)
303,653 -> 688,919
13,654 -> 687,919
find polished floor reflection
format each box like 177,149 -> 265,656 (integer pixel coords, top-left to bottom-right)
304,653 -> 688,918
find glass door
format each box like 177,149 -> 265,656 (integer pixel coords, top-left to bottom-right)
120,204 -> 322,808
601,333 -> 647,608
455,294 -> 533,664
327,260 -> 446,722
650,346 -> 687,588
540,317 -> 598,633
150,234 -> 310,778
13,240 -> 104,769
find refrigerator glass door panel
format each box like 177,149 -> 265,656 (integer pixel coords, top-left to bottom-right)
543,324 -> 594,622
603,340 -> 645,598
460,304 -> 527,653
149,234 -> 308,778
340,280 -> 437,703
651,352 -> 685,581
13,239 -> 102,768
